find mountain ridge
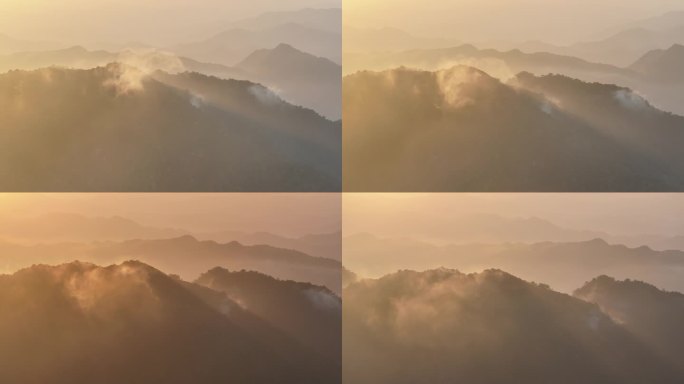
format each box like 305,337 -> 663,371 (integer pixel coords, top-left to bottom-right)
0,260 -> 340,383
344,65 -> 684,191
0,64 -> 341,191
344,268 -> 681,383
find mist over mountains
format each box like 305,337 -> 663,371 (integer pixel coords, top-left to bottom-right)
0,234 -> 341,294
522,11 -> 684,67
0,42 -> 341,120
344,41 -> 684,116
0,261 -> 340,384
171,9 -> 341,65
0,212 -> 341,262
344,66 -> 684,191
575,276 -> 684,372
344,268 -> 683,384
236,43 -> 341,119
230,8 -> 341,35
198,230 -> 342,261
197,267 -> 341,362
344,234 -> 684,294
631,43 -> 684,82
0,64 -> 340,191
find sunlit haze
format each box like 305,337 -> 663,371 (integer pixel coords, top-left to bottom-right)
345,0 -> 684,46
0,0 -> 339,46
0,193 -> 341,236
344,194 -> 684,238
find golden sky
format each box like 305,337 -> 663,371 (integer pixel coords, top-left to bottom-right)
344,193 -> 684,238
0,0 -> 339,46
345,0 -> 684,45
0,193 -> 341,236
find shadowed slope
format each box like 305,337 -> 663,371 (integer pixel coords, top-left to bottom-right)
576,276 -> 684,371
0,261 -> 339,384
0,64 -> 340,191
344,268 -> 680,384
196,267 -> 341,362
344,66 -> 684,191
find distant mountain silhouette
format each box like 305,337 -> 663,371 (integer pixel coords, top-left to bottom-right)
343,43 -> 631,78
0,211 -> 342,260
230,8 -> 341,34
0,261 -> 339,384
604,11 -> 684,37
344,235 -> 684,293
570,11 -> 684,66
0,65 -> 341,191
0,212 -> 186,243
631,44 -> 684,82
344,66 -> 684,191
172,23 -> 340,65
344,268 -> 680,384
237,44 -> 341,119
565,28 -> 679,66
510,22 -> 684,67
347,212 -> 606,245
0,236 -> 341,293
196,268 -> 341,362
200,230 -> 341,261
344,43 -> 684,116
575,276 -> 684,371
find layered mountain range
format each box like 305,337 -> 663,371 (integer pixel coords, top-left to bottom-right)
0,212 -> 341,261
0,43 -> 341,120
0,235 -> 341,294
171,8 -> 341,65
344,234 -> 684,293
344,42 -> 684,117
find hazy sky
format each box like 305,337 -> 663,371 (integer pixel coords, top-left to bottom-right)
344,194 -> 684,238
0,0 -> 339,46
345,0 -> 684,45
0,194 -> 341,236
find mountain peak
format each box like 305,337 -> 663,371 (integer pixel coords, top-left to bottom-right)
585,238 -> 609,246
238,43 -> 319,68
274,42 -> 298,52
630,43 -> 684,81
169,234 -> 199,243
668,43 -> 684,52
